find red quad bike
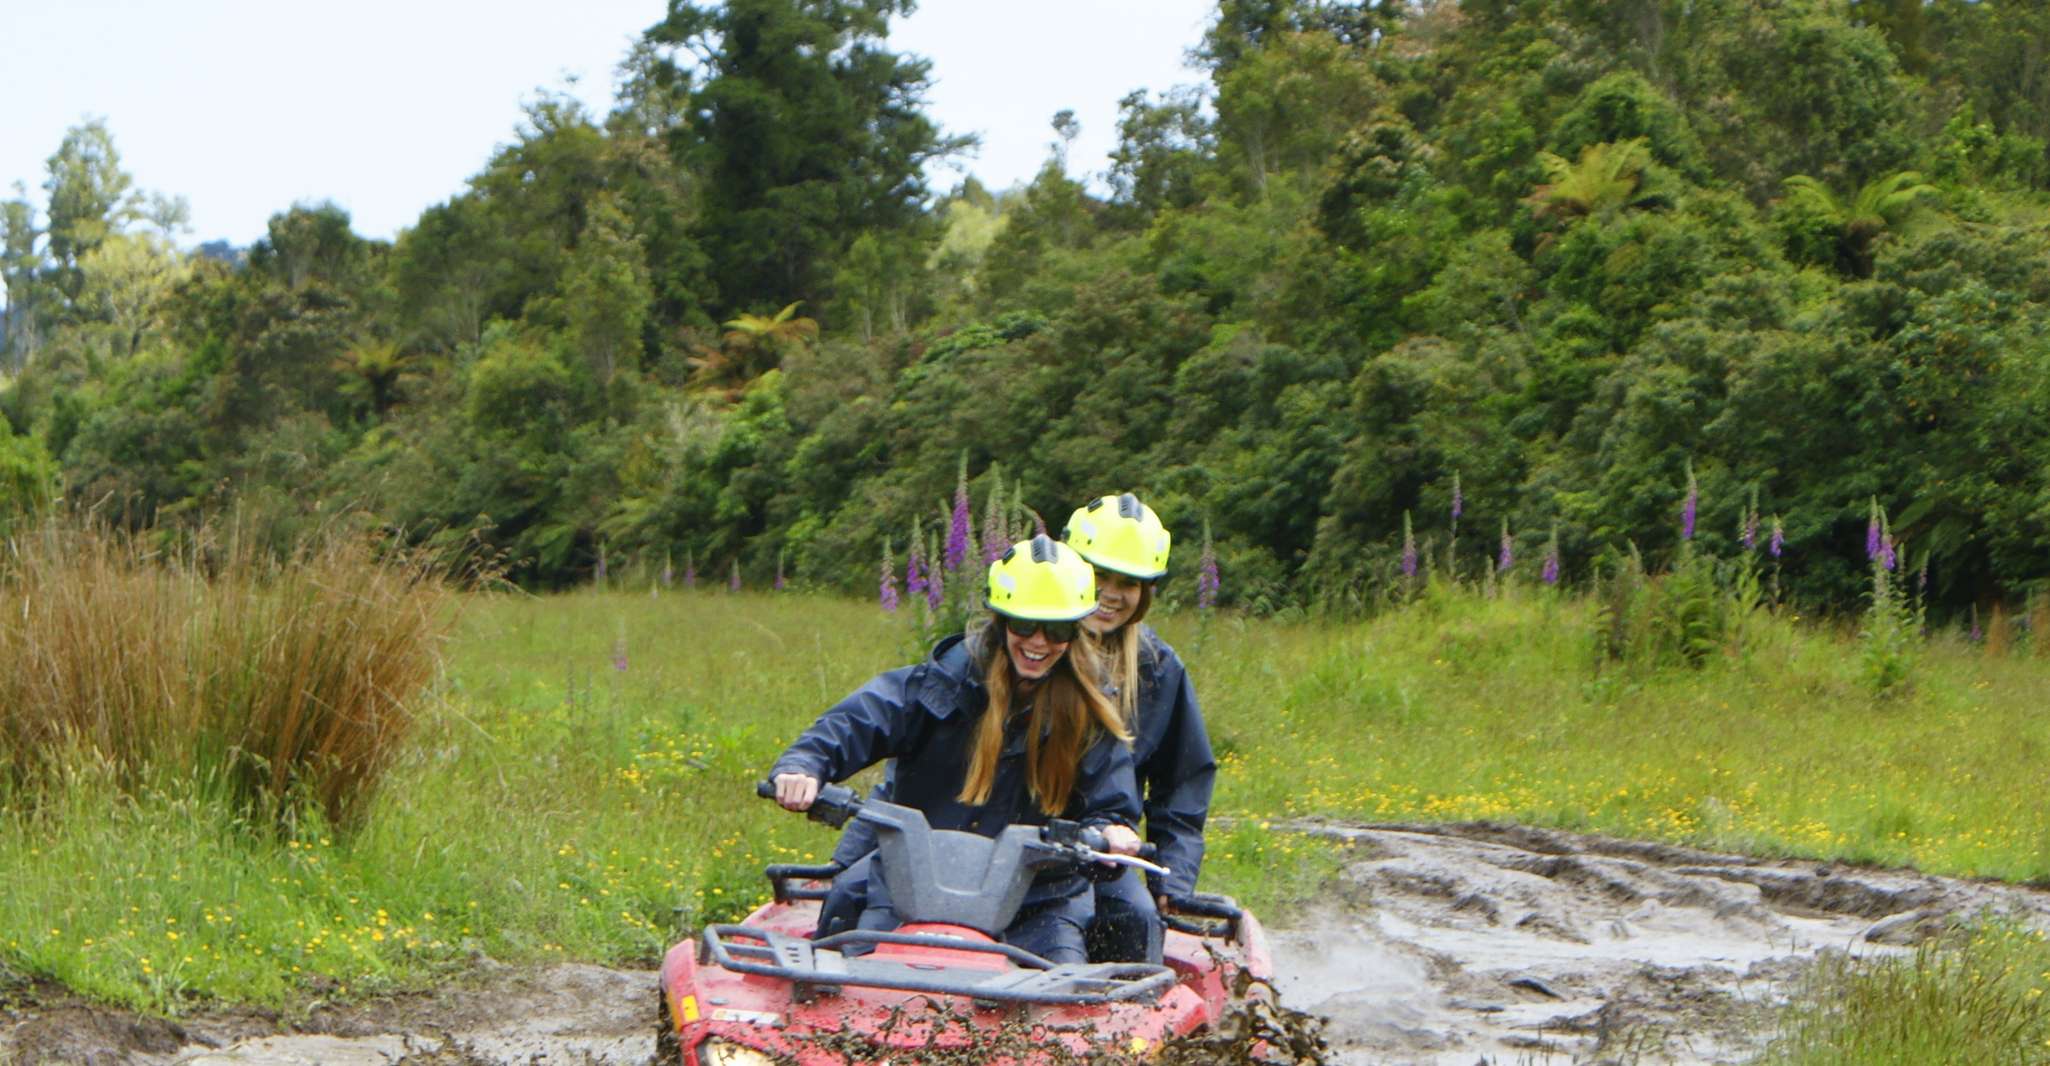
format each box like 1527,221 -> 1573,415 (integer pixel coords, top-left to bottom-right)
657,783 -> 1274,1066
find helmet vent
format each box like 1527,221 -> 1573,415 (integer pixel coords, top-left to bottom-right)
1029,535 -> 1057,563
1117,493 -> 1142,519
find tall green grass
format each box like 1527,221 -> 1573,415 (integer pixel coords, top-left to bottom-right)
1760,924 -> 2050,1064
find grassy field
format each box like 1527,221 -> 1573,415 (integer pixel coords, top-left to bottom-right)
3,580 -> 2050,1027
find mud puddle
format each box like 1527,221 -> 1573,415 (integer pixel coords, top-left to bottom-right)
8,822 -> 2049,1065
1270,820 -> 2050,1065
0,964 -> 653,1066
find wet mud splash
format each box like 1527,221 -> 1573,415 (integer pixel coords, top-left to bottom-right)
768,980 -> 1327,1066
8,822 -> 2049,1065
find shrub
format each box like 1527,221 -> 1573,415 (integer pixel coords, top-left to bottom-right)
0,519 -> 454,827
1592,545 -> 1762,671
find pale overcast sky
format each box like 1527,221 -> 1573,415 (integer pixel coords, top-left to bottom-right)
0,1 -> 1216,248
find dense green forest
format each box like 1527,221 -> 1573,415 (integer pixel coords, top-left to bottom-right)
4,0 -> 2050,616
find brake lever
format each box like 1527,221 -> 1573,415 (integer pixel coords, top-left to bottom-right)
1076,849 -> 1172,879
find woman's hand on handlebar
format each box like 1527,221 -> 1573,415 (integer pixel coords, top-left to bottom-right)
1099,824 -> 1142,856
772,772 -> 820,811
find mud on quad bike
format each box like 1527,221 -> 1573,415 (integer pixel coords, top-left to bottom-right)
657,783 -> 1274,1066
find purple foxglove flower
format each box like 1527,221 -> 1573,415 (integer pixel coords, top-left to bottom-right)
906,517 -> 927,595
946,463 -> 973,574
906,552 -> 926,596
1918,557 -> 1928,592
1881,535 -> 1897,572
728,560 -> 741,593
1196,520 -> 1220,609
982,481 -> 1009,567
1400,511 -> 1418,578
1541,552 -> 1559,585
1497,521 -> 1513,572
926,559 -> 945,610
774,552 -> 786,591
1769,518 -> 1784,559
1680,467 -> 1698,541
661,553 -> 675,588
1451,474 -> 1463,523
881,541 -> 900,611
1866,504 -> 1882,560
1742,510 -> 1758,551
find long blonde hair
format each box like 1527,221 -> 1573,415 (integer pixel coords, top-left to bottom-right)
958,622 -> 1129,815
1095,582 -> 1154,732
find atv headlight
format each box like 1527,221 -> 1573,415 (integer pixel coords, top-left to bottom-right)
698,1038 -> 781,1066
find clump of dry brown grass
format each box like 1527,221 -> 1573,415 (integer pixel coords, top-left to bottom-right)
0,518 -> 454,826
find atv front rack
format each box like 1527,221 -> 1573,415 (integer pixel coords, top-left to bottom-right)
702,924 -> 1176,1005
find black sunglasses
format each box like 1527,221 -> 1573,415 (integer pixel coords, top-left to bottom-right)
1001,616 -> 1080,643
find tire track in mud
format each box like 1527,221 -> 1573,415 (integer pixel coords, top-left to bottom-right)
8,822 -> 2049,1065
1266,820 -> 2050,1065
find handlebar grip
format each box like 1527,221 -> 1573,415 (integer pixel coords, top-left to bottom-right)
1137,843 -> 1160,861
759,777 -> 864,828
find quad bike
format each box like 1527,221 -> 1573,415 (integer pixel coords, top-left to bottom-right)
656,783 -> 1274,1065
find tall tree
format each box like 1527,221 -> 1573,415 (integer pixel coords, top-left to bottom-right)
560,193 -> 653,410
43,119 -> 137,303
643,0 -> 967,316
76,232 -> 190,364
1,190 -> 46,369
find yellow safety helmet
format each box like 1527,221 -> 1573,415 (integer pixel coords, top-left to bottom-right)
986,535 -> 1099,622
1061,493 -> 1171,581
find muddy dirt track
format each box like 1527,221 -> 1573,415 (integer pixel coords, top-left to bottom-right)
8,820 -> 2050,1066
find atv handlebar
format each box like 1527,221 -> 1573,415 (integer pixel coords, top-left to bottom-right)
756,780 -> 1168,876
756,778 -> 862,828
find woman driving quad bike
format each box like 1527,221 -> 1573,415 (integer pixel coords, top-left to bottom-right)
767,534 -> 1143,962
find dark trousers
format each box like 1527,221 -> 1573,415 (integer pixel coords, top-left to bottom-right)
1086,867 -> 1163,964
816,854 -> 871,939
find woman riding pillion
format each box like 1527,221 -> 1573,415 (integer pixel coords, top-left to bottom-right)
1063,493 -> 1217,966
768,535 -> 1143,963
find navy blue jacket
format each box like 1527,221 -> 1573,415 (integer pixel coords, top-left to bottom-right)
773,632 -> 1140,905
1125,625 -> 1215,900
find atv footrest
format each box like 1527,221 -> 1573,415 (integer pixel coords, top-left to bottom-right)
703,924 -> 1174,1005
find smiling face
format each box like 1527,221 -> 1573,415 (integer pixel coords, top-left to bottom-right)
1084,571 -> 1147,636
1003,622 -> 1070,685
